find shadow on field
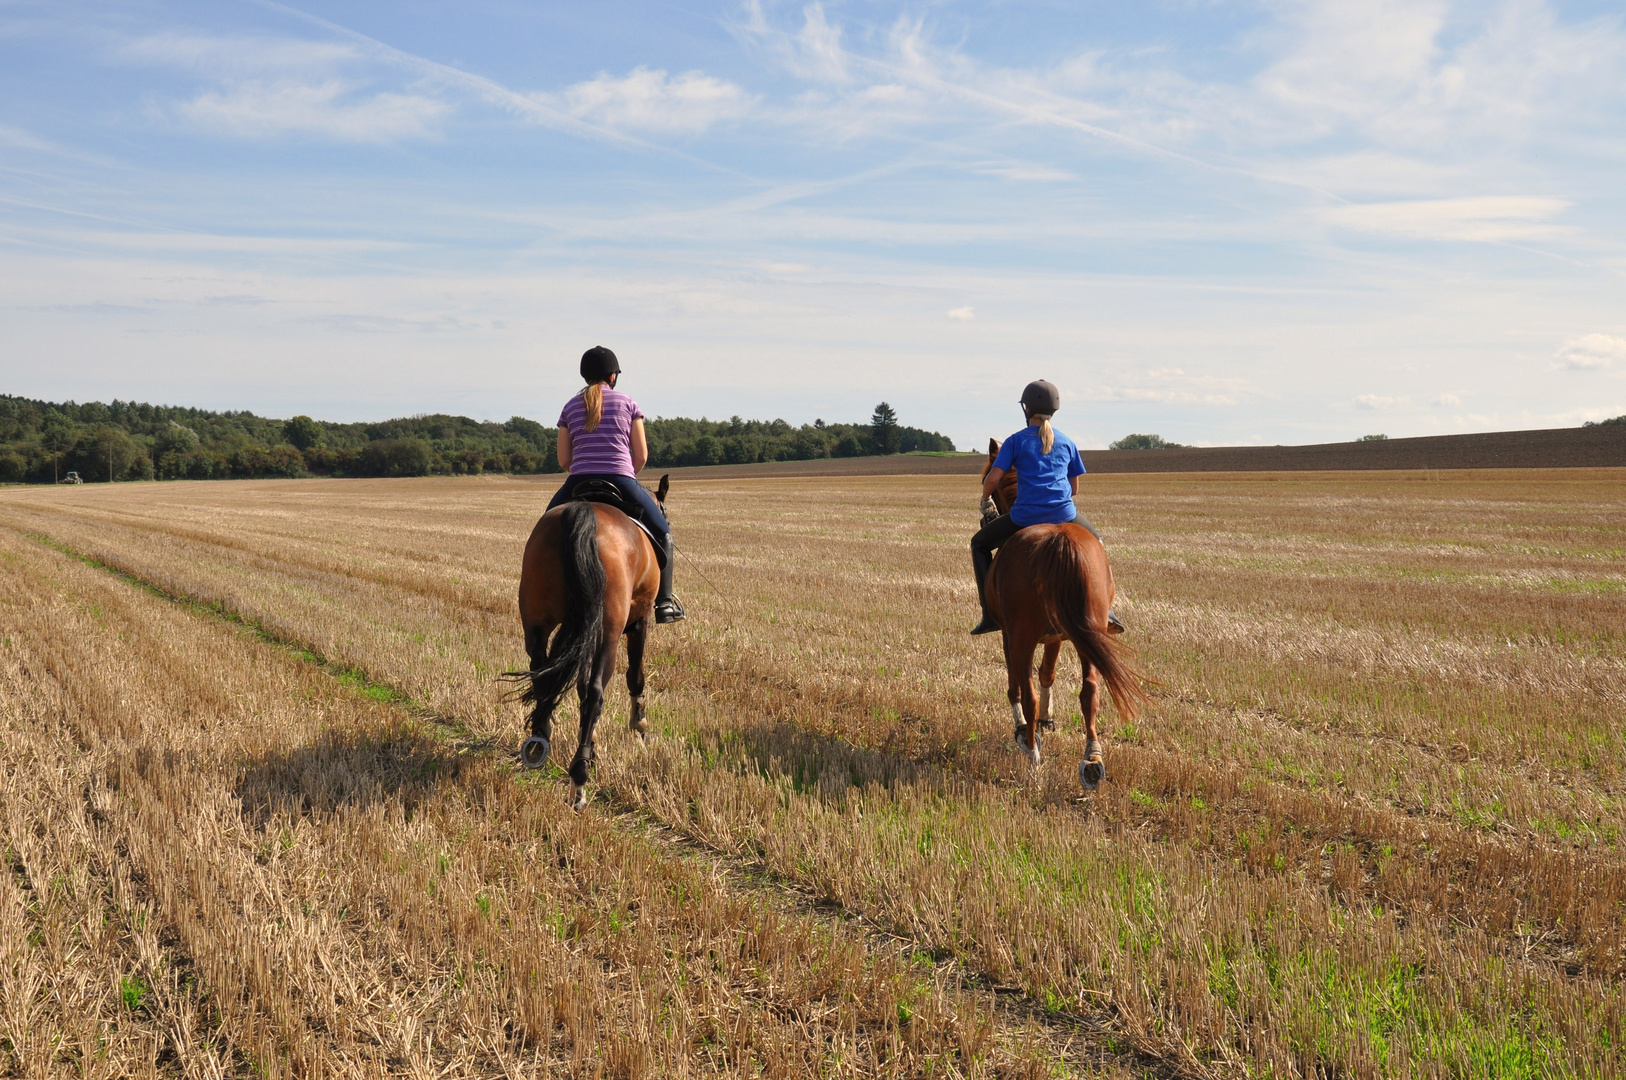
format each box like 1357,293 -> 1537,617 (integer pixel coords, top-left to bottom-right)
236,727 -> 469,826
709,717 -> 961,801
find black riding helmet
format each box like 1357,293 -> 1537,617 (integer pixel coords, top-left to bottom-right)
581,345 -> 621,383
1020,379 -> 1060,415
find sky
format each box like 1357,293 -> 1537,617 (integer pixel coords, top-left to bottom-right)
2,0 -> 1624,450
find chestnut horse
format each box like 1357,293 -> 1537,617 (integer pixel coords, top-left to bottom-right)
980,440 -> 1144,788
513,475 -> 669,809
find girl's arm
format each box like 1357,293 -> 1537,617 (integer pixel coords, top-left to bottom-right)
1070,475 -> 1080,497
630,418 -> 649,473
982,467 -> 1005,499
556,426 -> 572,470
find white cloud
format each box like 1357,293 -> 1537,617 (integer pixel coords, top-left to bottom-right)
970,161 -> 1076,182
1554,333 -> 1626,371
174,80 -> 450,142
1432,392 -> 1461,407
123,32 -> 450,143
1246,0 -> 1626,148
124,33 -> 358,77
1083,369 -> 1246,407
1322,196 -> 1571,242
557,68 -> 755,134
947,306 -> 974,320
736,0 -> 850,83
0,123 -> 54,152
1355,394 -> 1411,410
797,3 -> 849,83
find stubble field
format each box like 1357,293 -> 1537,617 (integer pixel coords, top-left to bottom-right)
1,468 -> 1623,1078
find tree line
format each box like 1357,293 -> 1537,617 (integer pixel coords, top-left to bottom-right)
0,396 -> 956,483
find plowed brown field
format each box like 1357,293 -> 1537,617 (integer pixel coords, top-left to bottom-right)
1,467 -> 1622,1078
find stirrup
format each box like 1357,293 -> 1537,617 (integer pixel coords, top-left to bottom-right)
655,597 -> 686,624
969,614 -> 1000,636
1107,609 -> 1126,635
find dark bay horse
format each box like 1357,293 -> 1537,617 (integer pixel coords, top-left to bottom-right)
514,475 -> 669,809
981,440 -> 1144,788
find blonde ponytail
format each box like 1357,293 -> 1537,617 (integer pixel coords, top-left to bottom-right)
1034,414 -> 1055,455
582,383 -> 604,432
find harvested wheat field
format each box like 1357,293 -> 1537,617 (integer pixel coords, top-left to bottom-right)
1,467 -> 1623,1078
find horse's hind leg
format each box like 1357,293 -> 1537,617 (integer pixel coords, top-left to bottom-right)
568,635 -> 619,810
1077,658 -> 1105,790
625,617 -> 649,739
1004,634 -> 1041,766
521,621 -> 556,769
1036,641 -> 1061,729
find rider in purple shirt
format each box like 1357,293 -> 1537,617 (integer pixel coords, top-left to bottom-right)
546,346 -> 684,623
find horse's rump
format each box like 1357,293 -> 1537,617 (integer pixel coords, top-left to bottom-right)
513,501 -> 607,716
1015,525 -> 1147,722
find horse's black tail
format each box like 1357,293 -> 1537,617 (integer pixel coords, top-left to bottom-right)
1035,530 -> 1148,722
517,502 -> 605,718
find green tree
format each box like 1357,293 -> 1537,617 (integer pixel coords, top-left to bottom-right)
283,415 -> 323,450
1110,433 -> 1184,450
1357,433 -> 1389,442
69,426 -> 144,482
359,437 -> 432,477
41,412 -> 74,484
870,402 -> 900,455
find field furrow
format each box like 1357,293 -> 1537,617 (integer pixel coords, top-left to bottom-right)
0,525 -> 1098,1078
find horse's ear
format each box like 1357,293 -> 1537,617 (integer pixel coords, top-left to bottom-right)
987,438 -> 999,459
656,473 -> 670,503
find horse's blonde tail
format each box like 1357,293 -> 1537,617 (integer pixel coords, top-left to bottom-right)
1037,532 -> 1147,721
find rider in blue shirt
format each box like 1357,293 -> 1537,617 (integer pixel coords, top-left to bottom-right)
970,379 -> 1123,635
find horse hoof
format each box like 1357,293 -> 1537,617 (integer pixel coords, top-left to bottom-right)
570,783 -> 587,811
520,736 -> 551,770
1013,728 -> 1041,765
1080,757 -> 1105,790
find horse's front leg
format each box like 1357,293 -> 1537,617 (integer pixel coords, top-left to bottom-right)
1077,661 -> 1105,790
1036,640 -> 1061,729
569,637 -> 618,810
625,617 -> 649,739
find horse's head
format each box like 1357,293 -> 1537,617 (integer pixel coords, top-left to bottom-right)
982,438 -> 1017,519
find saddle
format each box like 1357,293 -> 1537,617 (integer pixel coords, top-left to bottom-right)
569,480 -> 666,568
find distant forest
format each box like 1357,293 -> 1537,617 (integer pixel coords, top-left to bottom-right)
0,395 -> 957,483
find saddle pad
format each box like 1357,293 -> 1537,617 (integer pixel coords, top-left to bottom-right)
568,487 -> 665,569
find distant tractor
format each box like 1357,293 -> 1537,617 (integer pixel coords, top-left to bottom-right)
62,471 -> 83,485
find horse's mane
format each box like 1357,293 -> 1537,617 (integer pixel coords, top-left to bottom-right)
982,438 -> 1019,516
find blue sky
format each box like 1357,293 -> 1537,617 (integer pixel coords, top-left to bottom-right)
2,0 -> 1623,449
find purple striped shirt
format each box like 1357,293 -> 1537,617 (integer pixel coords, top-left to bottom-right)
559,387 -> 644,476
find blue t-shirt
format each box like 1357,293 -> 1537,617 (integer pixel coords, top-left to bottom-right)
993,425 -> 1086,527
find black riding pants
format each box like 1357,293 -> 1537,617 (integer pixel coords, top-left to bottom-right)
971,511 -> 1100,559
547,473 -> 670,535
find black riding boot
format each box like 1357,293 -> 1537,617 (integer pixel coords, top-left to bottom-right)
969,545 -> 999,635
654,532 -> 685,624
